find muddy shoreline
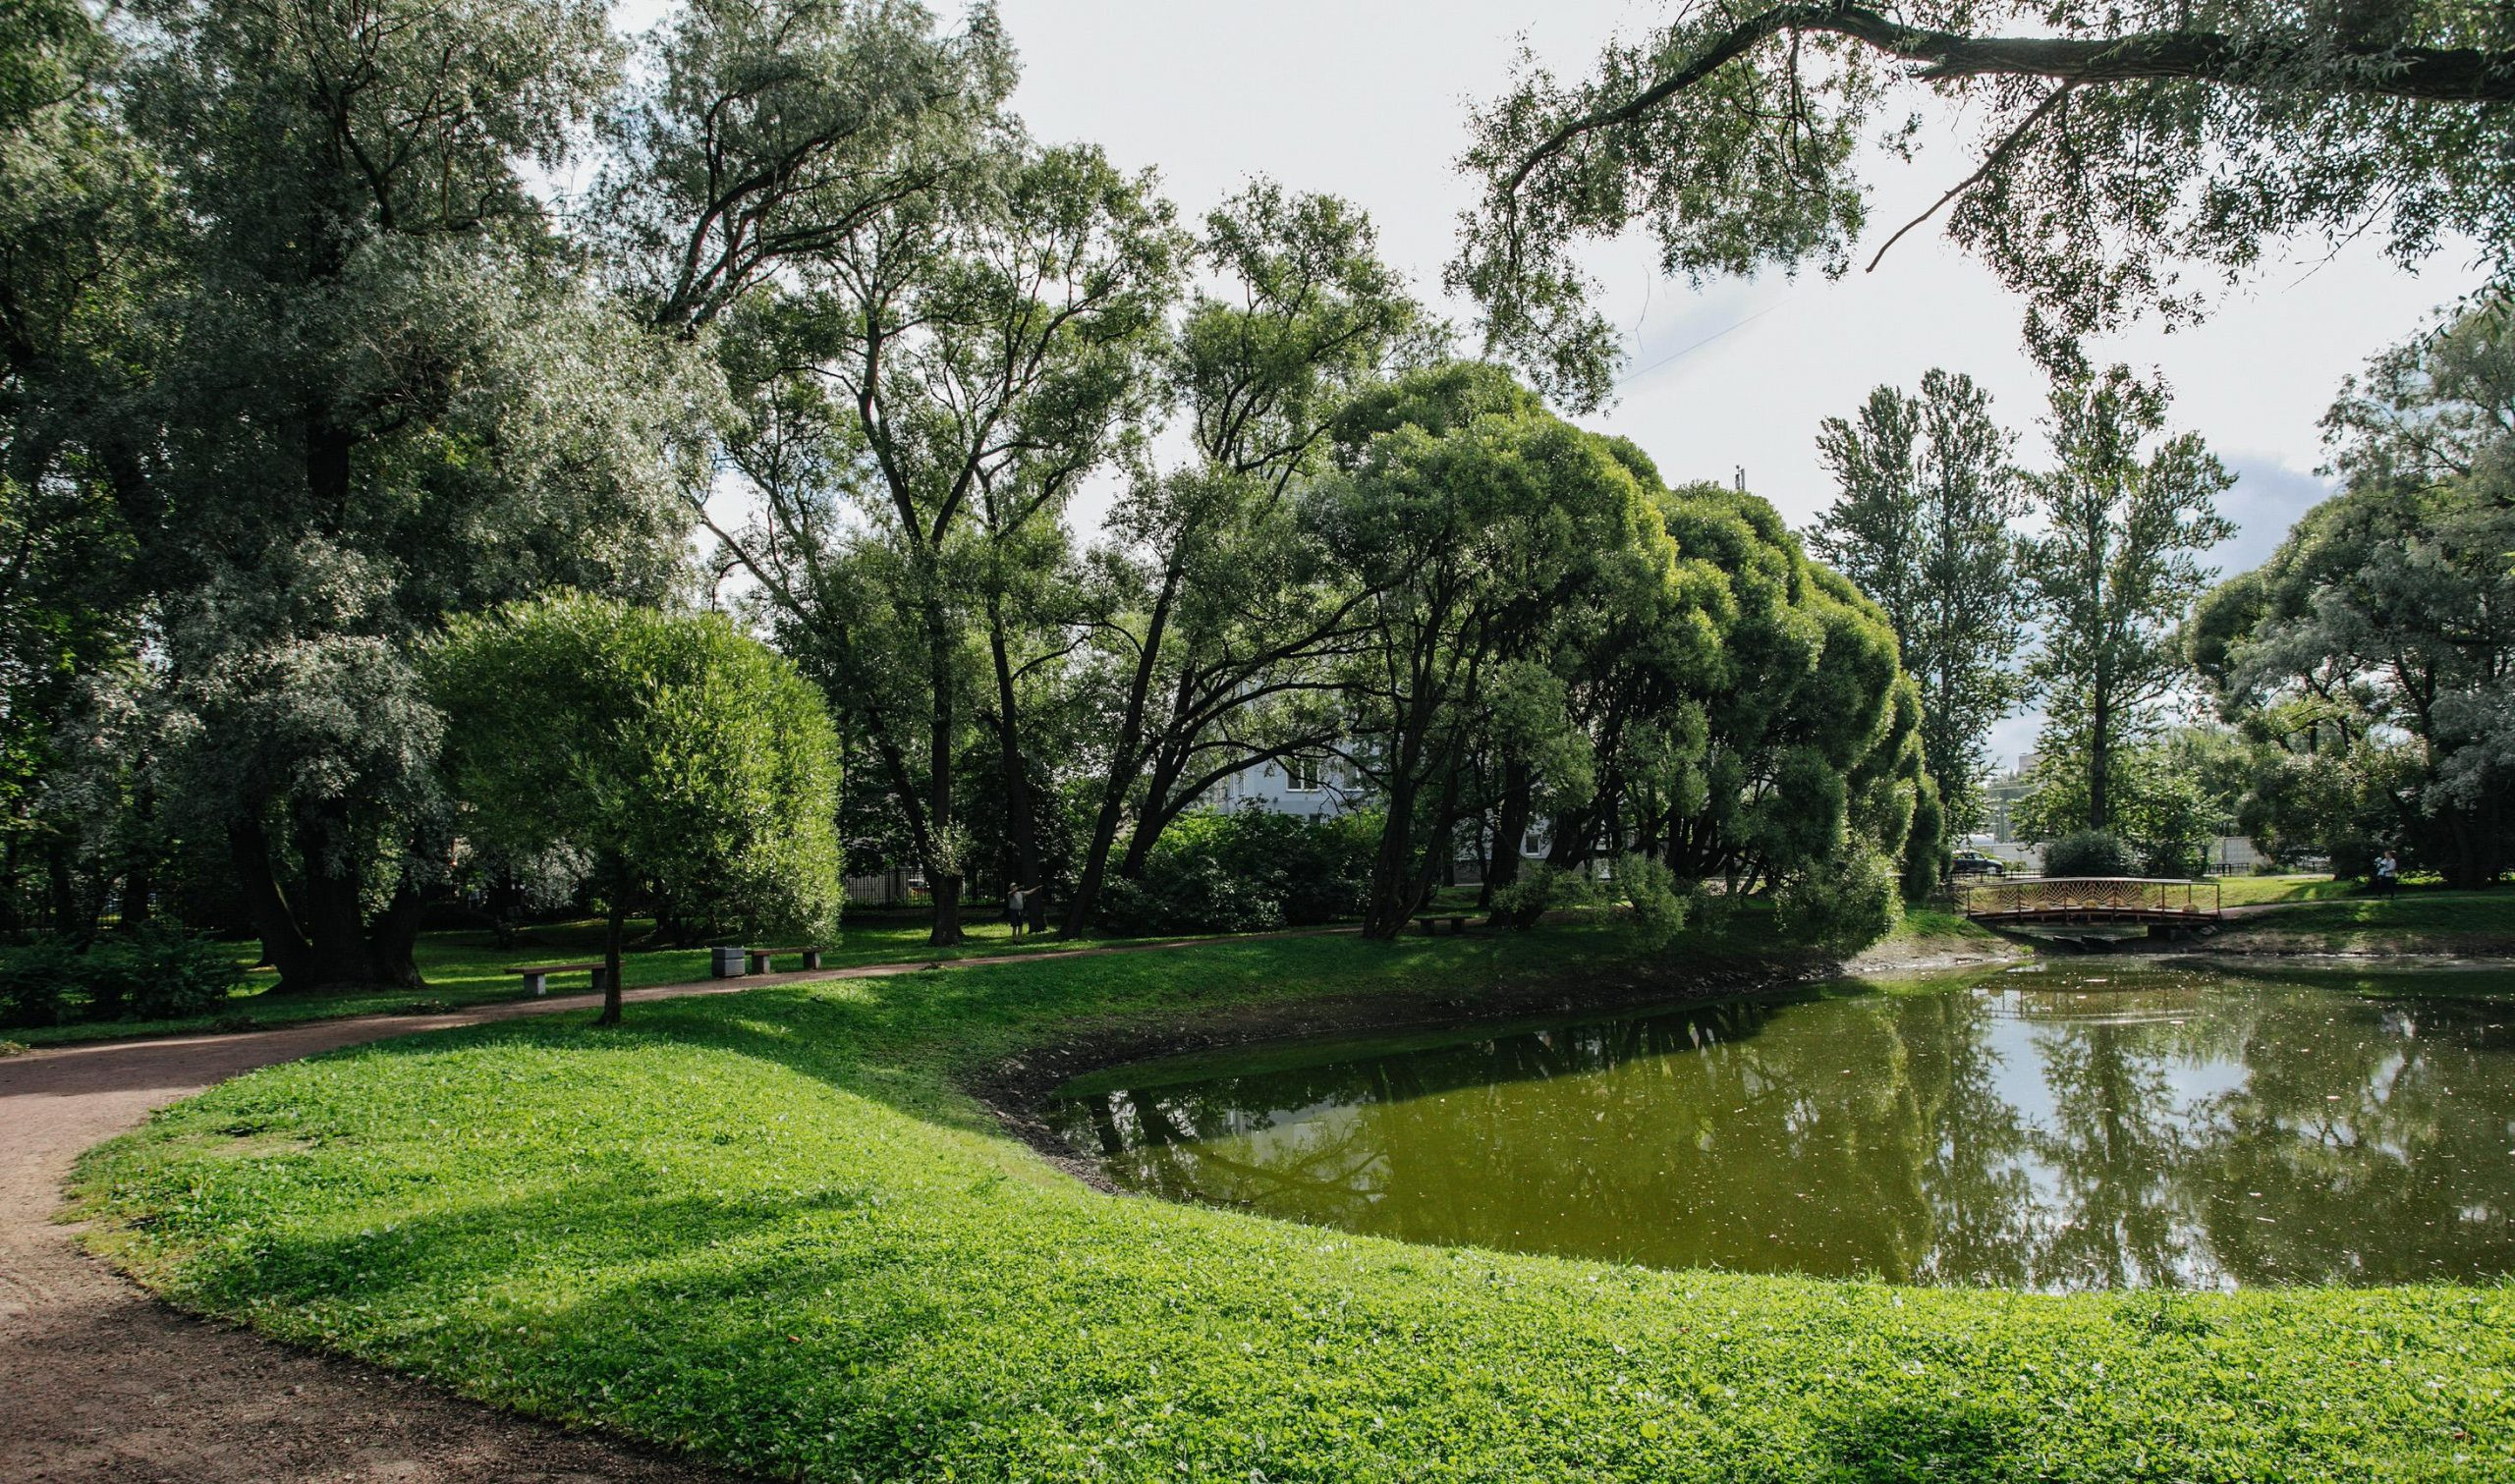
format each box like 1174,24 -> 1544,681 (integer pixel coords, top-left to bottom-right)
966,936 -> 2022,1192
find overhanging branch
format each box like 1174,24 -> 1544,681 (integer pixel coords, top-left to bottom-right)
1504,4 -> 2514,196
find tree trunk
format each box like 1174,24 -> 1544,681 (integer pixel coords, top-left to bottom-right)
1483,760 -> 1534,917
1060,571 -> 1178,938
285,806 -> 378,991
2087,686 -> 2112,834
986,597 -> 1042,905
922,591 -> 963,947
230,817 -> 311,985
597,873 -> 627,1026
365,876 -> 426,989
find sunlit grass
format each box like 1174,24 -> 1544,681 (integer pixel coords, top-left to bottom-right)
67,919 -> 2515,1481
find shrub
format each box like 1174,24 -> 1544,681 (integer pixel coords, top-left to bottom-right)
2136,838 -> 2205,880
0,930 -> 247,1026
105,928 -> 251,1019
0,941 -> 81,1028
1775,847 -> 1901,952
1099,807 -> 1374,936
2042,830 -> 2134,877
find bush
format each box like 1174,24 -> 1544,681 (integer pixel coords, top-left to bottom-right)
0,941 -> 81,1028
1775,847 -> 1901,953
1099,807 -> 1375,936
2042,830 -> 2134,878
2136,838 -> 2204,880
105,928 -> 251,1019
0,930 -> 247,1026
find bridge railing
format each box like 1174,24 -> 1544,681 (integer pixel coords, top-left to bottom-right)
1957,876 -> 2222,920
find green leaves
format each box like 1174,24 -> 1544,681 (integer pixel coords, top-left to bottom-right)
428,594 -> 845,944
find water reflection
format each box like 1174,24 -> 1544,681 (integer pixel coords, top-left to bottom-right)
1047,965 -> 2515,1291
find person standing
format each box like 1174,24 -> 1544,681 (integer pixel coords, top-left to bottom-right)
1005,883 -> 1028,937
2375,850 -> 2400,897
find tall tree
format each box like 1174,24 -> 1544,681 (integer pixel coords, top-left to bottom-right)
121,0 -> 700,990
1061,181 -> 1425,935
1454,1 -> 2515,406
1310,363 -> 1666,938
705,138 -> 1183,945
2021,366 -> 2233,834
1811,369 -> 2027,834
2197,299 -> 2515,885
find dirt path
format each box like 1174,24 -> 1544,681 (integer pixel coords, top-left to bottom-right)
0,933 -> 1298,1482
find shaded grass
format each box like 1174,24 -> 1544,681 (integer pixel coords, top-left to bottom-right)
69,919 -> 2515,1482
2219,888 -> 2515,953
8,909 -> 1163,1047
2212,874 -> 2364,907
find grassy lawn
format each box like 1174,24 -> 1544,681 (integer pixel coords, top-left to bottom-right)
69,919 -> 2515,1482
2211,873 -> 2363,907
2216,887 -> 2515,953
8,909 -> 1160,1047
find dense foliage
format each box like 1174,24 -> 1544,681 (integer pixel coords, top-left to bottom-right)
2197,302 -> 2515,885
0,925 -> 242,1027
1097,807 -> 1375,936
1811,370 -> 2026,837
426,595 -> 845,1023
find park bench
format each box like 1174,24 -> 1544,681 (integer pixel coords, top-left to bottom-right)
746,945 -> 826,974
1412,913 -> 1471,936
516,962 -> 609,997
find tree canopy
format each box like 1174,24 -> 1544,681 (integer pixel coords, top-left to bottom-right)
427,594 -> 844,1023
1456,0 -> 2515,404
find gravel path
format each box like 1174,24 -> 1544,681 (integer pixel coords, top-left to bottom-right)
0,935 -> 1269,1482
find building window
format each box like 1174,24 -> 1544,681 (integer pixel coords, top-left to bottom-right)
1286,754 -> 1324,793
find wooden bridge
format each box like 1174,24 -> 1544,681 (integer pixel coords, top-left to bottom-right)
1957,876 -> 2222,927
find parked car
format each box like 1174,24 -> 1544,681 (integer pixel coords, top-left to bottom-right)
1948,850 -> 2007,878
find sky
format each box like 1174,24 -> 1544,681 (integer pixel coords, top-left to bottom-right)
983,0 -> 2482,768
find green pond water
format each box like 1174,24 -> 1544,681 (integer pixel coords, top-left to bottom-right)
1047,962 -> 2515,1291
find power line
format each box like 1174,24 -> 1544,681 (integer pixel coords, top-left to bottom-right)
1616,295 -> 1796,388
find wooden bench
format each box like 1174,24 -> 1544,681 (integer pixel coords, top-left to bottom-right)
746,946 -> 826,974
516,962 -> 609,997
1412,913 -> 1471,936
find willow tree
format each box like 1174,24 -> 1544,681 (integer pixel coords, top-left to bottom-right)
1061,182 -> 1427,935
1455,1 -> 2515,404
2198,301 -> 2515,885
1310,363 -> 1669,938
120,0 -> 700,990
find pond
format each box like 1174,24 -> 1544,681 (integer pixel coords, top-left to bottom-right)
1047,962 -> 2515,1291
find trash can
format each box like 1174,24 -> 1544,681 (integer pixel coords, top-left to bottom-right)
710,945 -> 748,978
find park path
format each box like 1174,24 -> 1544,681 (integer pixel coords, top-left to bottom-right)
0,932 -> 1294,1482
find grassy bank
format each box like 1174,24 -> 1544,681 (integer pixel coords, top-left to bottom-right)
2211,873 -> 2362,907
2213,888 -> 2515,954
69,920 -> 2515,1482
7,910 -> 1138,1047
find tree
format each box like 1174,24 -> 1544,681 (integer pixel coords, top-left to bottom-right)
1454,1 -> 2515,405
1310,363 -> 1678,938
427,595 -> 844,1025
2197,300 -> 2515,885
2021,366 -> 2234,834
1061,181 -> 1426,935
706,136 -> 1183,945
1811,369 -> 2027,834
6,0 -> 704,989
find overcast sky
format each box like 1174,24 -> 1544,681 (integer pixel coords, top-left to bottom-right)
984,0 -> 2481,768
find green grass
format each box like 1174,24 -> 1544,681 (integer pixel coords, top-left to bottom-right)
2211,873 -> 2364,907
7,909 -> 1177,1047
2219,887 -> 2515,952
70,919 -> 2515,1482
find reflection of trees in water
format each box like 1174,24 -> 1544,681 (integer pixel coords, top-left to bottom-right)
2182,999 -> 2515,1285
1045,982 -> 2515,1289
